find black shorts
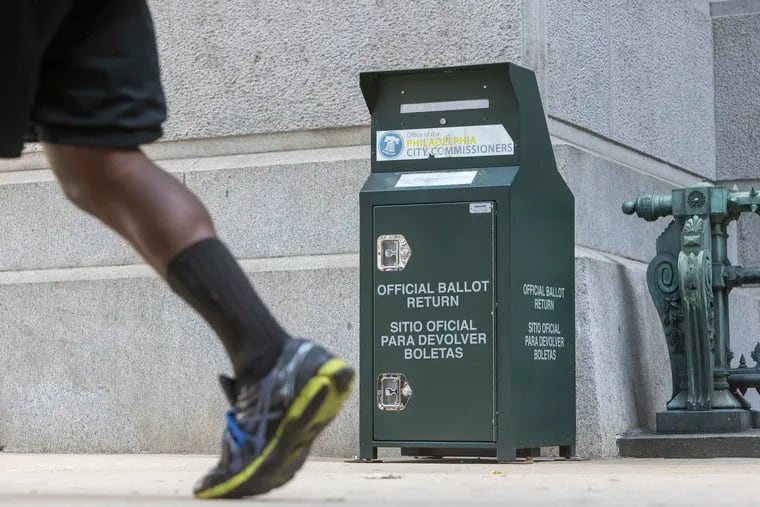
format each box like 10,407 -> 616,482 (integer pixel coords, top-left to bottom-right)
0,0 -> 166,158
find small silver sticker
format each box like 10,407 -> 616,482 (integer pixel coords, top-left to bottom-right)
469,202 -> 493,214
377,374 -> 413,411
377,234 -> 411,272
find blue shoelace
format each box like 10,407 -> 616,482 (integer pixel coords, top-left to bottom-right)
224,373 -> 284,455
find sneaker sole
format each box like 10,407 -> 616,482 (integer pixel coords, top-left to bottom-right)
194,358 -> 354,499
262,361 -> 356,492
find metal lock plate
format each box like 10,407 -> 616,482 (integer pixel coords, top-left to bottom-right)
377,374 -> 413,411
377,234 -> 412,272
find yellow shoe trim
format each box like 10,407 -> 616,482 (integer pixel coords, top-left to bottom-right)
195,359 -> 353,499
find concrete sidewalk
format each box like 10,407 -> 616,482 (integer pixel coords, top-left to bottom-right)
1,454 -> 759,506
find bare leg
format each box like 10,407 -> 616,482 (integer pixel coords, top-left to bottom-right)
43,144 -> 214,274
44,143 -> 286,381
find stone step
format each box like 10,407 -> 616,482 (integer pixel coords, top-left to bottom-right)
0,144 -> 710,272
0,148 -> 367,271
0,265 -> 359,457
5,250 -> 748,457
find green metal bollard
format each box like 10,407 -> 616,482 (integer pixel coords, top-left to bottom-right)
623,183 -> 760,434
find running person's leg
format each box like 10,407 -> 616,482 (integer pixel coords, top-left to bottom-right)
45,143 -> 355,498
2,0 -> 353,498
44,145 -> 286,380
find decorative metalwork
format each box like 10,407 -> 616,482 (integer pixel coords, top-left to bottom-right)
647,223 -> 686,407
678,215 -> 714,410
623,183 -> 760,430
687,191 -> 706,210
752,343 -> 760,365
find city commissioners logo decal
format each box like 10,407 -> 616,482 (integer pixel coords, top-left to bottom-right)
376,124 -> 514,161
378,131 -> 404,159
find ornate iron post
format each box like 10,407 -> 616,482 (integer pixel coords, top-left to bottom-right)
623,183 -> 760,432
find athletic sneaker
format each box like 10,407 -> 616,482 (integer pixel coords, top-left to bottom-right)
193,338 -> 354,499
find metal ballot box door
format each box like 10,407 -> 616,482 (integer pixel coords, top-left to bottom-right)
358,63 -> 576,462
373,202 -> 496,442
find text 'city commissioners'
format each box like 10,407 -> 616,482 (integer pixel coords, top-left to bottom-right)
406,136 -> 513,158
376,124 -> 514,161
376,280 -> 490,308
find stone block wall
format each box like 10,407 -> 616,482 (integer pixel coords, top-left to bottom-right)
1,0 -> 758,458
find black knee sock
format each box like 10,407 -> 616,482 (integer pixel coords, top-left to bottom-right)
166,238 -> 287,382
